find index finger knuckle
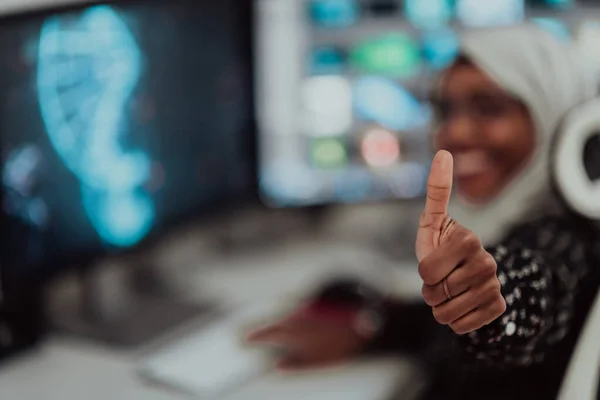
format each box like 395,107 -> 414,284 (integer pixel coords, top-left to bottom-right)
455,230 -> 481,254
479,253 -> 498,277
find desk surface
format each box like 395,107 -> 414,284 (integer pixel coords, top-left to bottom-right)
0,339 -> 176,400
0,337 -> 424,400
0,241 -> 426,400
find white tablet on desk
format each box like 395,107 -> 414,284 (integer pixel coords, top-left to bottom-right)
136,302 -> 288,399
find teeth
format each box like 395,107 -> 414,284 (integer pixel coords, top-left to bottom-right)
453,151 -> 490,177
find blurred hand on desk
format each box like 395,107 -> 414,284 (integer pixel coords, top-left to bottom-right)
246,298 -> 378,371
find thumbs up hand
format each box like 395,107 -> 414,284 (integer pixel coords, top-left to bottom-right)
416,151 -> 506,335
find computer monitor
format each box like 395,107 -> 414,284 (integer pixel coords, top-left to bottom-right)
254,0 -> 591,207
0,0 -> 255,276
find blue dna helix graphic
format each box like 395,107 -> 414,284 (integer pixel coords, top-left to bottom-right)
37,5 -> 155,247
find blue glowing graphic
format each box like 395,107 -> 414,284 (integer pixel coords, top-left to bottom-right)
532,18 -> 570,41
37,5 -> 154,247
353,77 -> 431,131
309,0 -> 358,28
404,0 -> 453,29
422,29 -> 460,69
310,46 -> 346,75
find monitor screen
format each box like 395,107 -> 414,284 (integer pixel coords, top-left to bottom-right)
0,0 -> 254,267
254,0 -> 595,207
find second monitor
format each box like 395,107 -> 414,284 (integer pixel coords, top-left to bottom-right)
254,0 -> 594,207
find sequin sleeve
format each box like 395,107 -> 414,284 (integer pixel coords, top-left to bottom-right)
458,217 -> 598,366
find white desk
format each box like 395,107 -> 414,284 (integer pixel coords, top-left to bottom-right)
0,241 -> 426,400
0,337 -> 423,400
0,339 -> 176,400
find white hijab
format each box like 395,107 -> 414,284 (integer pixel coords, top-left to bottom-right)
446,24 -> 599,246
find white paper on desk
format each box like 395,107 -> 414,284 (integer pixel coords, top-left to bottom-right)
136,302 -> 286,399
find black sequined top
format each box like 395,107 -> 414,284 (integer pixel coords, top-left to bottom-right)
370,215 -> 600,399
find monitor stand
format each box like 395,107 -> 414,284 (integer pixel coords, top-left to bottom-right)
49,263 -> 219,350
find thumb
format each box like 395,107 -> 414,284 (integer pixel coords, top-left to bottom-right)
424,150 -> 453,218
416,150 -> 454,261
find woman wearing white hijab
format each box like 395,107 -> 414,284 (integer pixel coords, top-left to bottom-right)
248,25 -> 600,399
447,24 -> 597,244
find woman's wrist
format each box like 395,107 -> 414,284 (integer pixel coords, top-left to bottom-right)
297,299 -> 385,342
306,278 -> 389,347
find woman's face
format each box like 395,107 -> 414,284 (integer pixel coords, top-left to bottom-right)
434,61 -> 536,204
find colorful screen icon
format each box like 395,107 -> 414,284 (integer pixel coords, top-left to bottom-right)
353,76 -> 430,131
309,0 -> 359,28
360,127 -> 400,168
404,0 -> 453,30
457,0 -> 524,27
302,76 -> 353,136
350,33 -> 421,78
310,46 -> 346,75
421,29 -> 459,69
310,137 -> 348,169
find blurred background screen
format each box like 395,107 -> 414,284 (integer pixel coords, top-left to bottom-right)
255,0 -> 600,207
0,0 -> 254,272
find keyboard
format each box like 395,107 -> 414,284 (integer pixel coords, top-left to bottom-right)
136,301 -> 289,398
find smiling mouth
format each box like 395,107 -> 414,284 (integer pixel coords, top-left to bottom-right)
453,150 -> 492,179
